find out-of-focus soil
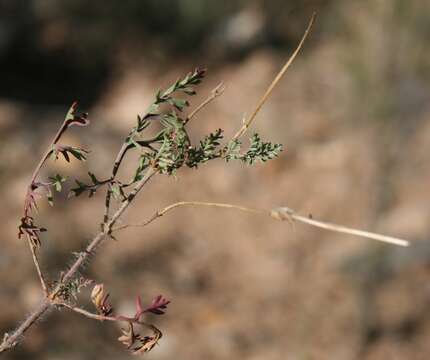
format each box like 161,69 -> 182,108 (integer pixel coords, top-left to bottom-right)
1,1 -> 430,359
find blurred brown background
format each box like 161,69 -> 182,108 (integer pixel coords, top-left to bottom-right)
1,0 -> 430,359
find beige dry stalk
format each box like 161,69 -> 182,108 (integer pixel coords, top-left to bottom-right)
113,201 -> 409,247
232,12 -> 316,141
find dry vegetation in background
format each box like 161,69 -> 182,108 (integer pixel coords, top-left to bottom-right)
1,1 -> 430,359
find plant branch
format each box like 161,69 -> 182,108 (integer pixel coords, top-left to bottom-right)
27,238 -> 49,295
184,82 -> 225,124
4,41 -> 412,357
27,122 -> 67,193
0,167 -> 157,354
113,201 -> 264,231
20,103 -> 89,296
54,167 -> 157,291
113,200 -> 410,247
59,303 -> 121,322
232,12 -> 316,141
102,142 -> 129,227
58,302 -> 151,326
22,115 -> 71,296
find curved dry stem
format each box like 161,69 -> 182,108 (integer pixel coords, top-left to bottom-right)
113,200 -> 410,247
113,201 -> 265,231
232,12 -> 316,140
185,82 -> 226,125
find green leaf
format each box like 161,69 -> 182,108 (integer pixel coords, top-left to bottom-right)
88,172 -> 98,184
68,147 -> 88,161
224,139 -> 242,161
64,102 -> 77,122
46,188 -> 54,206
69,180 -> 87,198
169,98 -> 189,112
48,174 -> 67,192
111,184 -> 121,200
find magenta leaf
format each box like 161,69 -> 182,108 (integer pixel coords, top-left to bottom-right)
143,295 -> 170,315
18,216 -> 47,247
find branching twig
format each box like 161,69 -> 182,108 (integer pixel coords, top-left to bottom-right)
113,201 -> 410,247
52,167 -> 157,295
21,102 -> 88,296
184,82 -> 225,124
0,168 -> 157,353
3,68 -> 208,354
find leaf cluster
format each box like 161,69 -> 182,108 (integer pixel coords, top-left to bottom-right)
118,68 -> 283,177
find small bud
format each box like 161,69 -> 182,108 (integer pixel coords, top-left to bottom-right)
91,284 -> 113,316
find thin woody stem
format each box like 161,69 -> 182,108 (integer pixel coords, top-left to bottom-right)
112,201 -> 410,247
54,167 -> 157,291
23,117 -> 71,296
58,303 -> 151,326
0,298 -> 51,353
113,201 -> 264,231
59,303 -> 121,322
184,82 -> 225,125
0,168 -> 157,354
26,120 -> 69,194
103,142 -> 129,226
27,238 -> 49,295
232,12 -> 316,141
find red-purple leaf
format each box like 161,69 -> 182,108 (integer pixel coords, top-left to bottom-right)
18,216 -> 47,247
64,102 -> 90,128
142,295 -> 170,315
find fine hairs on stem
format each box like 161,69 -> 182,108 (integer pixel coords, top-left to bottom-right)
0,12 -> 410,356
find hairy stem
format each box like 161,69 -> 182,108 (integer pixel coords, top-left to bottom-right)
0,299 -> 51,353
0,167 -> 157,353
55,167 -> 156,290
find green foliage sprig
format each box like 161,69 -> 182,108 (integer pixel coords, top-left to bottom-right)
7,67 -> 283,356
